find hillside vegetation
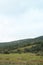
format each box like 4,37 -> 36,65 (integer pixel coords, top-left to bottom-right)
0,36 -> 43,55
0,36 -> 43,65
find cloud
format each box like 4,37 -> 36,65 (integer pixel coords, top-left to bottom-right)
0,8 -> 43,42
0,0 -> 43,15
0,0 -> 43,42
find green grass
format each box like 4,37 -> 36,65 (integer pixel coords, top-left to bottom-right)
0,53 -> 43,65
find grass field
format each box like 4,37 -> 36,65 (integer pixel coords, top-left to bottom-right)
0,53 -> 43,65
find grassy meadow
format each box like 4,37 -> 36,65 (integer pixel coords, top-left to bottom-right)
0,36 -> 43,65
0,53 -> 43,65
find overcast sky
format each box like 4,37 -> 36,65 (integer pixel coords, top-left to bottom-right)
0,0 -> 43,42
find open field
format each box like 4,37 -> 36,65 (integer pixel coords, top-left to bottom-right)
0,36 -> 43,65
0,53 -> 43,65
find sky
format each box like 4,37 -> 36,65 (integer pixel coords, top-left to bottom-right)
0,0 -> 43,42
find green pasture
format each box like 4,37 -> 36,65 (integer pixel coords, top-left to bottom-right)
0,53 -> 43,65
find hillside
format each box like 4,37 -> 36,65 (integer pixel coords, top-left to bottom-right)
0,36 -> 43,55
0,36 -> 43,46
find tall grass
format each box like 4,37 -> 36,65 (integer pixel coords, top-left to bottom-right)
0,53 -> 43,65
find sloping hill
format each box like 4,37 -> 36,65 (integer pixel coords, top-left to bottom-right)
0,36 -> 43,54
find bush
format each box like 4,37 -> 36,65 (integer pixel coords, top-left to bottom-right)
24,48 -> 30,53
17,49 -> 22,54
3,50 -> 10,54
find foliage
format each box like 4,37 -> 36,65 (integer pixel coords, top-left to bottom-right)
0,36 -> 43,55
